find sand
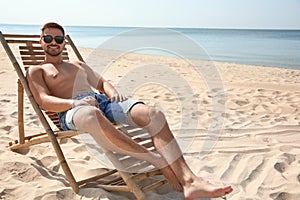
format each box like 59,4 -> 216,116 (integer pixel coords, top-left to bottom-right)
0,45 -> 299,200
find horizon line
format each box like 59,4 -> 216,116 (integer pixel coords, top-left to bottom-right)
0,23 -> 300,31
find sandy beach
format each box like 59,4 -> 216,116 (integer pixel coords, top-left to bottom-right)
0,45 -> 299,200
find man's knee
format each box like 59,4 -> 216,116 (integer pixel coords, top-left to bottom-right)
149,107 -> 166,122
73,106 -> 104,128
146,107 -> 167,134
129,104 -> 166,128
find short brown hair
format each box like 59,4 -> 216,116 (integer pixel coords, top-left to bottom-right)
40,22 -> 65,36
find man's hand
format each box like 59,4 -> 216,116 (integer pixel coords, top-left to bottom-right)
73,96 -> 99,108
109,91 -> 128,102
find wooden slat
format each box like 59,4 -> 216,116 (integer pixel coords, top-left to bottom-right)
137,135 -> 152,140
45,111 -> 58,117
20,51 -> 69,56
103,176 -> 124,185
21,56 -> 45,60
109,178 -> 125,186
22,60 -> 69,65
23,61 -> 42,65
21,56 -> 68,63
121,159 -> 148,170
20,46 -> 43,50
132,169 -> 162,182
126,161 -> 153,173
127,129 -> 149,138
19,46 -> 67,51
77,169 -> 118,186
10,131 -> 78,150
51,119 -> 59,123
53,122 -> 61,127
43,111 -> 62,130
3,34 -> 40,38
20,51 -> 45,55
6,40 -> 40,44
142,179 -> 168,193
136,140 -> 154,149
94,185 -> 129,192
63,56 -> 69,61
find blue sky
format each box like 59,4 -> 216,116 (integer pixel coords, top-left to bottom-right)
1,0 -> 299,29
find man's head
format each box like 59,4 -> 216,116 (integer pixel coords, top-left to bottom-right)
41,22 -> 65,36
40,22 -> 66,57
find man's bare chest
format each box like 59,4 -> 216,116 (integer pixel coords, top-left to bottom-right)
43,65 -> 79,88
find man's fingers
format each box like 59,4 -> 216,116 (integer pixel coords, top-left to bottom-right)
80,96 -> 99,107
110,94 -> 128,102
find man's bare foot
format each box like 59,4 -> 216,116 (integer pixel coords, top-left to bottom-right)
183,178 -> 233,200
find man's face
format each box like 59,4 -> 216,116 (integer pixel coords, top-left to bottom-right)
40,28 -> 65,56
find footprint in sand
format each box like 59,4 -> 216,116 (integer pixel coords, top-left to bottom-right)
235,99 -> 249,106
271,192 -> 300,200
3,125 -> 13,132
0,99 -> 10,103
283,153 -> 296,164
10,111 -> 18,118
274,153 -> 296,173
274,162 -> 287,173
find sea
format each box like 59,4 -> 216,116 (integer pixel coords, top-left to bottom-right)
1,24 -> 299,70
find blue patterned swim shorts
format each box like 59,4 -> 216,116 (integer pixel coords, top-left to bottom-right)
58,92 -> 142,131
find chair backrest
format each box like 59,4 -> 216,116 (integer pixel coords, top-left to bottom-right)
19,42 -> 69,66
1,33 -> 84,131
2,34 -> 83,63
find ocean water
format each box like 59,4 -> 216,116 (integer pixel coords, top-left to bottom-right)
1,24 -> 299,69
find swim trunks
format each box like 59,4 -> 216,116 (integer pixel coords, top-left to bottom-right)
58,92 -> 142,130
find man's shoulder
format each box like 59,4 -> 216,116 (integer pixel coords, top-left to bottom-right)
27,65 -> 43,73
26,65 -> 42,77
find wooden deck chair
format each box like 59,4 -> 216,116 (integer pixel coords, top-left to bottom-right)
0,31 -> 167,200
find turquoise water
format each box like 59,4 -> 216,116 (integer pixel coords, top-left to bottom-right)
1,24 -> 299,69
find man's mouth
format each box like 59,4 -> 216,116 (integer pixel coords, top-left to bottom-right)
45,45 -> 61,56
48,45 -> 59,49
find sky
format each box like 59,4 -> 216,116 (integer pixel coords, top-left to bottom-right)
0,0 -> 300,29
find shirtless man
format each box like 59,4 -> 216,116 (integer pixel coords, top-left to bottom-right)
27,22 -> 233,199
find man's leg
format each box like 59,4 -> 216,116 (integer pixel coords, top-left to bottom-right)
72,105 -> 179,187
128,103 -> 233,199
72,106 -> 164,165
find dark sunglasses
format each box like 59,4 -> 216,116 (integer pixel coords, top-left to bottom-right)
42,35 -> 65,44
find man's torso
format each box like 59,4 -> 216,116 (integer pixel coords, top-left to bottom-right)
40,61 -> 93,99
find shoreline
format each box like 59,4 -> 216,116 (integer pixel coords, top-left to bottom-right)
1,24 -> 299,70
77,46 -> 300,71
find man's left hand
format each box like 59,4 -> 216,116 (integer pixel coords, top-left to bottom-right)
109,92 -> 128,102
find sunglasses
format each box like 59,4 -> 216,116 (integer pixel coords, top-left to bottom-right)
42,35 -> 65,44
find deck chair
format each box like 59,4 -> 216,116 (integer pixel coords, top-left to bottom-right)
0,31 -> 167,200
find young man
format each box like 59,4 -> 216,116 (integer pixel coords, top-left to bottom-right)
27,22 -> 232,199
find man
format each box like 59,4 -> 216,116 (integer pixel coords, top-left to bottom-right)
27,22 -> 233,199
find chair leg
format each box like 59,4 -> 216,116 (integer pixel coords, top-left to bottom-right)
18,79 -> 25,144
48,132 -> 79,193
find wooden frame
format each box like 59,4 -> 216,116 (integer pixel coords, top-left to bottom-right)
0,32 -> 167,200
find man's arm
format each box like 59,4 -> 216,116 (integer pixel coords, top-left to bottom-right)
27,66 -> 74,112
81,63 -> 127,102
